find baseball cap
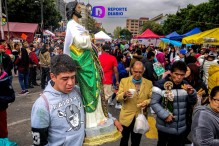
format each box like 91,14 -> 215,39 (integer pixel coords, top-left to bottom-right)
208,53 -> 216,58
179,49 -> 187,55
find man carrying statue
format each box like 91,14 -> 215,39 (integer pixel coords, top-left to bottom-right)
31,1 -> 122,146
63,1 -> 122,145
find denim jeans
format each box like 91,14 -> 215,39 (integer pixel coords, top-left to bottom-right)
18,72 -> 29,91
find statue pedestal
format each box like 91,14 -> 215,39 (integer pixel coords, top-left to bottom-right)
83,118 -> 122,146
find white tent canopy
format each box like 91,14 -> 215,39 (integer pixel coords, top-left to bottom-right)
43,30 -> 55,37
94,31 -> 112,41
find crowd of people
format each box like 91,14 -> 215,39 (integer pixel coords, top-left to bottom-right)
96,40 -> 219,146
0,1 -> 219,146
0,34 -> 219,146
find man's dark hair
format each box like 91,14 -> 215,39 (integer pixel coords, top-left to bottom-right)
170,61 -> 187,73
135,49 -> 142,55
204,49 -> 210,54
186,56 -> 197,64
29,44 -> 35,51
50,54 -> 76,75
147,51 -> 155,59
58,44 -> 64,51
116,54 -> 124,62
14,43 -> 19,48
102,44 -> 110,52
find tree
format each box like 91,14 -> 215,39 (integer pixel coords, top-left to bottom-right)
113,26 -> 122,38
119,29 -> 132,40
141,21 -> 164,35
87,17 -> 107,35
162,1 -> 219,34
7,0 -> 62,30
87,16 -> 98,33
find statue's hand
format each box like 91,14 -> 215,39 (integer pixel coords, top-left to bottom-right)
74,33 -> 92,49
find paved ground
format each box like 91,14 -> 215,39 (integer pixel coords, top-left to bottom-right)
7,75 -> 157,146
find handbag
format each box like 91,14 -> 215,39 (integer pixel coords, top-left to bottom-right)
133,109 -> 150,134
153,62 -> 165,76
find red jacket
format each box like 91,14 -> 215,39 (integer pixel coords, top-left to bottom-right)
5,49 -> 12,55
29,51 -> 39,65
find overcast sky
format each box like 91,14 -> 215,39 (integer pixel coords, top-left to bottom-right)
65,0 -> 209,33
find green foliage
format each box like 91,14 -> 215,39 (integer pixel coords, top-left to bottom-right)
87,17 -> 106,34
113,26 -> 122,38
162,0 -> 219,34
141,20 -> 164,35
7,0 -> 62,30
119,29 -> 132,40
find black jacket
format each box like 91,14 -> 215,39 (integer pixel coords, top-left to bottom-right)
142,57 -> 157,83
0,52 -> 13,76
0,72 -> 15,110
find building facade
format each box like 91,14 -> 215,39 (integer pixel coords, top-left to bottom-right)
150,14 -> 168,25
55,0 -> 66,21
78,2 -> 92,30
126,17 -> 149,36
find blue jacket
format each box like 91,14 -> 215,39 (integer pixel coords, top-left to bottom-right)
118,62 -> 128,81
150,75 -> 197,135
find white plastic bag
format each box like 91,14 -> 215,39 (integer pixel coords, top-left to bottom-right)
133,109 -> 150,134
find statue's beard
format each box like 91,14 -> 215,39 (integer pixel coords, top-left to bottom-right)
74,11 -> 82,18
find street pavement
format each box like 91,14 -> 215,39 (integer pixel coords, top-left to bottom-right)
7,75 -> 157,146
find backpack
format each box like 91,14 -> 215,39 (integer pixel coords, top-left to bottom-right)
0,76 -> 15,103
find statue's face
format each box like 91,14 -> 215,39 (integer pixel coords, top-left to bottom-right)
75,3 -> 81,14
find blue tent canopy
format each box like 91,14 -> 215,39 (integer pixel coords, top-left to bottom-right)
170,27 -> 201,40
160,38 -> 192,47
165,31 -> 180,39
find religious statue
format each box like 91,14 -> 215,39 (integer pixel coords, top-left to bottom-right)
64,1 -> 121,145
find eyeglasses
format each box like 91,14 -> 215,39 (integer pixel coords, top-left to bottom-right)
133,71 -> 143,74
212,97 -> 219,103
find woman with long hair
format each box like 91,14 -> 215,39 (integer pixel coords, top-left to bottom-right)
184,63 -> 208,145
15,48 -> 29,95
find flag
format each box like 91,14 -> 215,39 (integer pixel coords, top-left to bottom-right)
21,33 -> 28,40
